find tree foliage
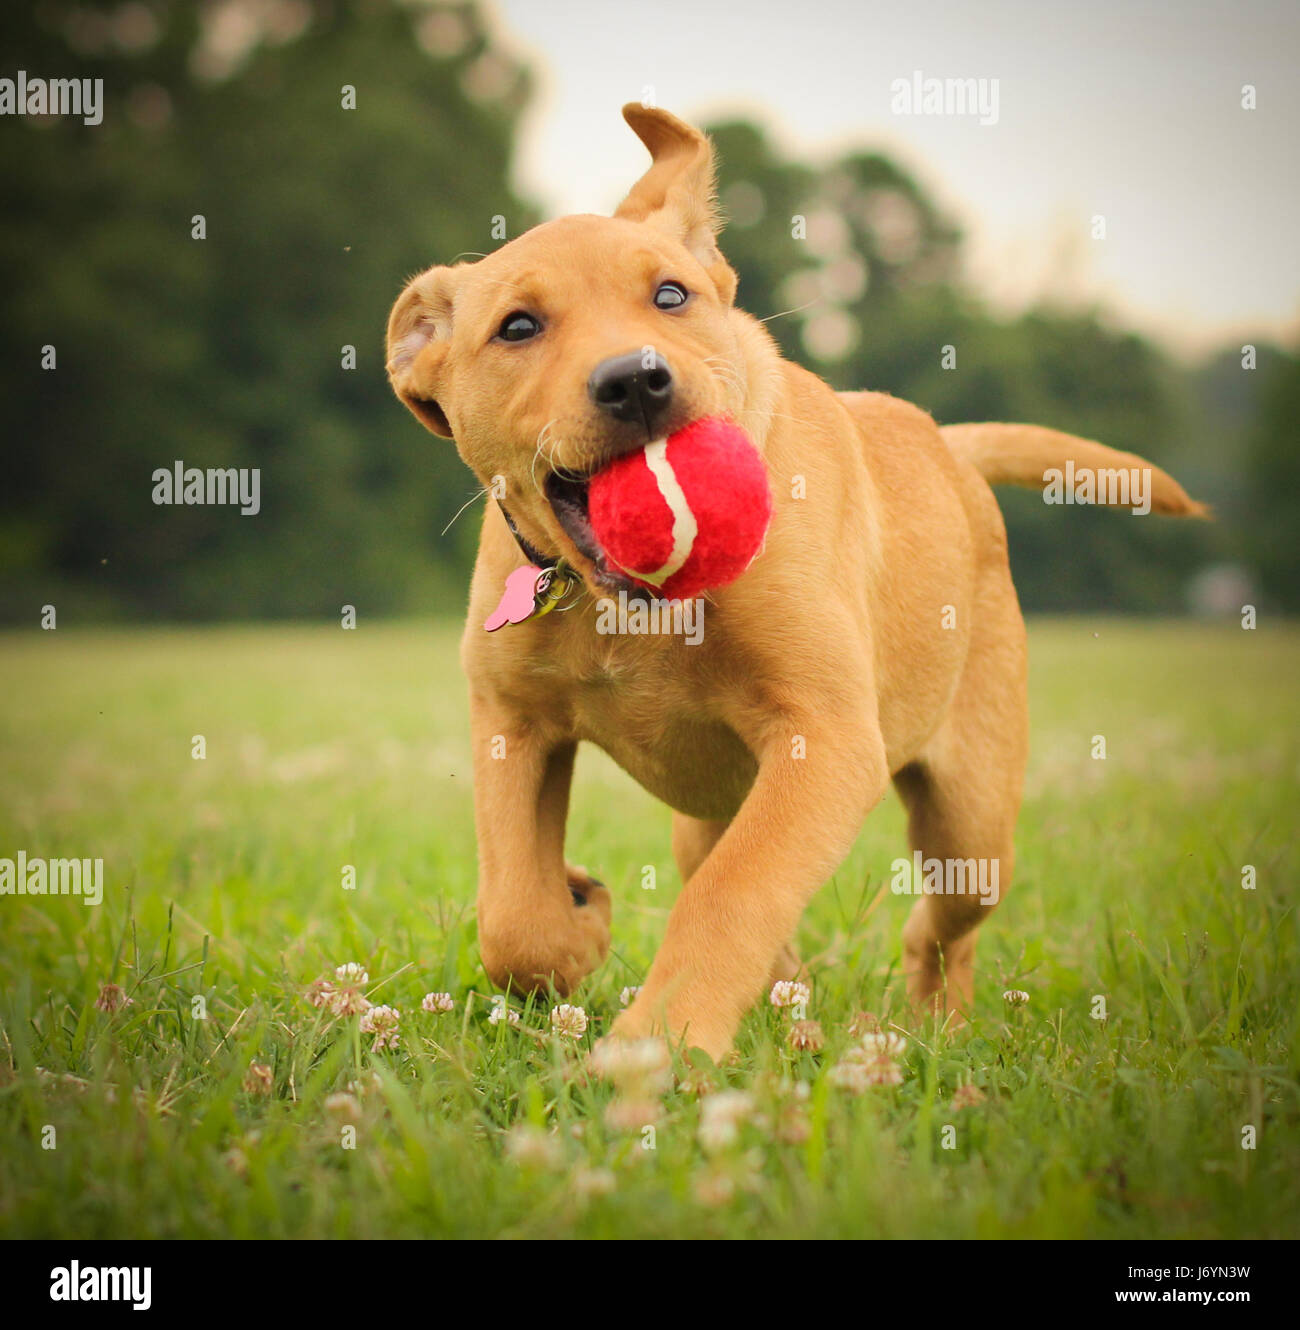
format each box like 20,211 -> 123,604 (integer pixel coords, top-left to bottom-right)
0,1 -> 1284,620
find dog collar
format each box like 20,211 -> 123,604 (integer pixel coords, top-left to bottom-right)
485,502 -> 579,632
498,501 -> 557,570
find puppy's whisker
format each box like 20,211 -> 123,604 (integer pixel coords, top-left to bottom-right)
440,486 -> 489,537
759,298 -> 820,324
477,275 -> 532,296
530,420 -> 559,494
705,362 -> 747,409
541,430 -> 563,474
703,360 -> 746,387
530,424 -> 587,492
706,361 -> 744,382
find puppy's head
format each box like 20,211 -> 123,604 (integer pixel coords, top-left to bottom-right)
386,104 -> 758,590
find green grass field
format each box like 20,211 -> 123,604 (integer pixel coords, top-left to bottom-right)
0,619 -> 1296,1239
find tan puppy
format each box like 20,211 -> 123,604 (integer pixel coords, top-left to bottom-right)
386,105 -> 1205,1060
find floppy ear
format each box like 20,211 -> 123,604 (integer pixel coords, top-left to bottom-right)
614,103 -> 737,306
386,265 -> 461,438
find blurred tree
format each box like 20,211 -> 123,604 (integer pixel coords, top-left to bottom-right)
702,120 -> 816,362
704,114 -> 1225,613
0,0 -> 535,621
0,7 -> 1262,619
1244,348 -> 1300,610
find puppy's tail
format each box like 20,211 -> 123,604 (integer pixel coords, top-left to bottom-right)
941,422 -> 1210,518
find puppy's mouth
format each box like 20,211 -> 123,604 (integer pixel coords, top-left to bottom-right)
543,471 -> 641,594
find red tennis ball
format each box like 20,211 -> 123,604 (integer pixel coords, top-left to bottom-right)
587,416 -> 772,600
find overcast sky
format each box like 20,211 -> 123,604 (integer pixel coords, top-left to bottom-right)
489,0 -> 1298,358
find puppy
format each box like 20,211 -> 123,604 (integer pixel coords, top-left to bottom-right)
386,104 -> 1205,1059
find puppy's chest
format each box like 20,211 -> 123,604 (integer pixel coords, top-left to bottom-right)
532,634 -> 757,820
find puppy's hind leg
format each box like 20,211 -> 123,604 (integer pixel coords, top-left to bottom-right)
895,585 -> 1028,1024
671,812 -> 729,884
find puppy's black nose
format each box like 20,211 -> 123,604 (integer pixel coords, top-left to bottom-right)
588,351 -> 674,431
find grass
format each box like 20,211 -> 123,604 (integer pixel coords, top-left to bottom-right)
0,618 -> 1296,1239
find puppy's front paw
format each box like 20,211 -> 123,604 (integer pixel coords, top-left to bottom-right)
611,993 -> 733,1065
479,868 -> 612,997
564,862 -> 612,978
565,863 -> 612,923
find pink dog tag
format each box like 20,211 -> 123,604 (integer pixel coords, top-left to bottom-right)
485,565 -> 545,632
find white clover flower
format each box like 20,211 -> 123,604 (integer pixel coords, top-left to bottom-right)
360,1004 -> 399,1032
589,1037 -> 671,1091
831,1043 -> 906,1092
704,1089 -> 755,1122
769,980 -> 811,1010
695,1167 -> 735,1206
604,1097 -> 663,1132
242,1061 -> 273,1096
328,987 -> 372,1017
698,1117 -> 740,1152
94,982 -> 132,1013
359,1004 -> 401,1049
698,1089 -> 755,1152
550,1004 -> 588,1039
504,1123 -> 564,1169
619,986 -> 641,1007
421,992 -> 455,1013
488,1004 -> 520,1027
788,1019 -> 824,1051
323,1092 -> 362,1122
573,1166 -> 617,1200
221,1146 -> 248,1176
824,1053 -> 899,1095
1003,989 -> 1030,1007
952,1083 -> 986,1110
859,1031 -> 908,1058
776,1102 -> 812,1144
867,1057 -> 905,1086
313,965 -> 371,1017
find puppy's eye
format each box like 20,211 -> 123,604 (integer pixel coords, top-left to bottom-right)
653,282 -> 688,310
496,311 -> 541,342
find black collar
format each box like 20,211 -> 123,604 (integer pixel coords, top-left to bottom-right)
498,502 -> 558,570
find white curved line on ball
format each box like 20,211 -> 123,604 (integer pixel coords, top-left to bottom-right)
632,437 -> 697,587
